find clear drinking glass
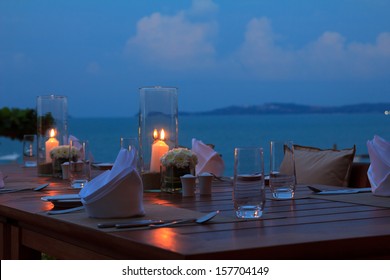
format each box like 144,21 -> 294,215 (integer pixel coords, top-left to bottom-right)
269,140 -> 296,199
120,137 -> 138,151
233,147 -> 266,219
120,137 -> 140,171
23,134 -> 37,167
69,139 -> 91,188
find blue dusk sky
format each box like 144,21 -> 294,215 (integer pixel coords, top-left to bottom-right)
1,0 -> 390,117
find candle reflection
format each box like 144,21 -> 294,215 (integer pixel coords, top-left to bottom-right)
149,228 -> 177,249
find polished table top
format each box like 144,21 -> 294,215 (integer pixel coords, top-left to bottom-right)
1,163 -> 390,259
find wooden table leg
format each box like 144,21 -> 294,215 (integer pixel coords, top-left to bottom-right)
10,225 -> 41,260
0,220 -> 11,259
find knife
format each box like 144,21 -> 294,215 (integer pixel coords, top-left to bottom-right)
97,219 -> 175,229
316,187 -> 372,195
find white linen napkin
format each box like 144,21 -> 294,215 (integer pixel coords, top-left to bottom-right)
367,135 -> 390,196
79,148 -> 144,218
191,138 -> 225,177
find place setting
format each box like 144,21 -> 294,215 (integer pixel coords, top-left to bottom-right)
0,183 -> 50,194
38,141 -> 224,230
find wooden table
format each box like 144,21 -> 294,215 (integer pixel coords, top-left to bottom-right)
1,163 -> 390,260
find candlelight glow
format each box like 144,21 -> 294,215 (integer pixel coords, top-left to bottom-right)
160,129 -> 165,140
153,129 -> 166,141
45,128 -> 59,162
153,129 -> 158,140
150,128 -> 169,173
49,128 -> 56,138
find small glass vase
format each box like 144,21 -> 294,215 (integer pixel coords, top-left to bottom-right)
161,165 -> 194,193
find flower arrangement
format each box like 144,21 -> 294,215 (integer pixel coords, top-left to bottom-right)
50,145 -> 79,161
160,148 -> 198,169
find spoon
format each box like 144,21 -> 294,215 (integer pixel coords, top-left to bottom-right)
149,210 -> 220,228
0,183 -> 50,194
210,173 -> 231,182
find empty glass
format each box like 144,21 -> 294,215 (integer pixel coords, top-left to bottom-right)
120,137 -> 140,171
23,134 -> 37,167
120,137 -> 138,151
269,141 -> 296,199
69,139 -> 91,188
233,147 -> 266,219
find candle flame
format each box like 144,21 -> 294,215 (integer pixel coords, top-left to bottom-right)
160,129 -> 165,141
153,129 -> 158,140
49,129 -> 56,138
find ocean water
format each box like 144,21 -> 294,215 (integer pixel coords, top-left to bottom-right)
1,114 -> 389,175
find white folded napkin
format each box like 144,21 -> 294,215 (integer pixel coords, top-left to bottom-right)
79,148 -> 144,218
192,138 -> 225,177
0,171 -> 4,189
367,135 -> 390,196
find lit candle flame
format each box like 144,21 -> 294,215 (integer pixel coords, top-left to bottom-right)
150,128 -> 169,172
160,129 -> 165,141
153,129 -> 158,140
49,128 -> 56,138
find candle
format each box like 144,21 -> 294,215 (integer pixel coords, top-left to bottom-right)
45,129 -> 59,162
150,129 -> 169,173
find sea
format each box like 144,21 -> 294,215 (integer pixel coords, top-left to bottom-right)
1,114 -> 389,176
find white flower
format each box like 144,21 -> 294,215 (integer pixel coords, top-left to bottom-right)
50,145 -> 80,160
160,148 -> 198,169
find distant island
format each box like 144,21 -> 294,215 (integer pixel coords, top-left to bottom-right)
180,102 -> 390,115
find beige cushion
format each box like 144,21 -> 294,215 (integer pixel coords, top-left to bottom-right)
294,145 -> 356,187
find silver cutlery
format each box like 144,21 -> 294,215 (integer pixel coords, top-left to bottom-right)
97,219 -> 173,229
0,183 -> 50,194
210,173 -> 231,182
98,211 -> 220,229
307,185 -> 371,195
47,206 -> 84,215
149,210 -> 220,228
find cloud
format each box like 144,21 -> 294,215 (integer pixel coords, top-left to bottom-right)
125,0 -> 390,81
125,9 -> 217,70
187,0 -> 218,17
235,18 -> 295,79
233,17 -> 390,80
346,32 -> 390,78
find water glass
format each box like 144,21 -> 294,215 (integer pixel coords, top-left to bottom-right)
233,147 -> 265,219
23,134 -> 37,167
269,141 -> 296,199
120,137 -> 138,151
120,137 -> 140,171
69,139 -> 91,188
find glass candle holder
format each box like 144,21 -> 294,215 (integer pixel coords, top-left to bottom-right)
138,86 -> 178,189
37,95 -> 68,176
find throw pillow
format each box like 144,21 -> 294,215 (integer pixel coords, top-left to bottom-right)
293,144 -> 356,187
